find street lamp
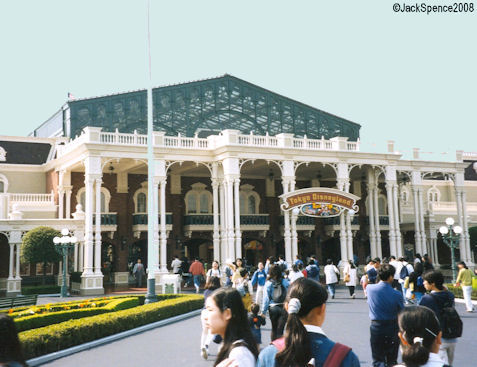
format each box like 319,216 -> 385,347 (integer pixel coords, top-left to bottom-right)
439,217 -> 462,283
53,228 -> 77,298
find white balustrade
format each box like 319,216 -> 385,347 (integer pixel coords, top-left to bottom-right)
8,192 -> 54,205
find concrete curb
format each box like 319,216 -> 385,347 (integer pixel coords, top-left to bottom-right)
26,308 -> 202,366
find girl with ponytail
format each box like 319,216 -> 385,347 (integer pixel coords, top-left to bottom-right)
257,278 -> 359,367
396,306 -> 447,367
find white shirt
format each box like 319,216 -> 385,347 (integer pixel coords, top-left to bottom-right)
171,258 -> 182,273
324,264 -> 339,284
390,260 -> 403,280
228,345 -> 256,367
207,268 -> 221,277
304,324 -> 327,336
288,270 -> 304,283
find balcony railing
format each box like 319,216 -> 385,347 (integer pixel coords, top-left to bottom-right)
132,213 -> 173,225
93,213 -> 117,225
240,214 -> 269,225
363,216 -> 389,226
4,192 -> 55,206
322,216 -> 361,225
184,214 -> 213,225
57,127 -> 361,157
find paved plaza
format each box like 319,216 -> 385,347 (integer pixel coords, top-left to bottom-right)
38,287 -> 477,367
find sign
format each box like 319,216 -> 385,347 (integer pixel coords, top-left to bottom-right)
280,188 -> 360,218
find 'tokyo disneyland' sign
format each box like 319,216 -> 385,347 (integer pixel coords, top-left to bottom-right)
280,188 -> 360,218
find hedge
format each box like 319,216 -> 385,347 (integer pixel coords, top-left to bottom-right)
446,284 -> 477,300
14,297 -> 139,332
22,285 -> 61,295
20,294 -> 203,359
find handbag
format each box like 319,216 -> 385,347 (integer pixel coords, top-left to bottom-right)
344,273 -> 350,283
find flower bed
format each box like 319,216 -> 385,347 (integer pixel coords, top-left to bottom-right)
20,294 -> 203,359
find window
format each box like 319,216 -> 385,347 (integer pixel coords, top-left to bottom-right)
185,183 -> 212,214
239,184 -> 260,215
77,186 -> 111,212
0,181 -> 3,193
137,192 -> 147,213
400,188 -> 409,205
377,194 -> 387,215
0,173 -> 8,193
427,186 -> 440,210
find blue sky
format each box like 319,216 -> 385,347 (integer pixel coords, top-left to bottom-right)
0,1 -> 475,161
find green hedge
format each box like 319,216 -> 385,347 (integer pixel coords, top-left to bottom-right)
15,297 -> 139,332
22,285 -> 61,295
446,284 -> 477,300
20,294 -> 203,359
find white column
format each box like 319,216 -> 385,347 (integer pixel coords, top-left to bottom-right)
73,242 -> 78,272
212,176 -> 220,262
58,188 -> 65,219
65,187 -> 72,219
78,241 -> 84,272
290,179 -> 298,260
15,243 -> 21,279
373,185 -> 382,259
418,187 -> 427,254
159,179 -> 168,272
393,184 -> 403,257
219,179 -> 227,263
367,184 -> 377,259
282,179 -> 292,264
8,243 -> 14,279
412,186 -> 422,255
83,176 -> 94,275
234,178 -> 242,259
386,182 -> 396,256
225,178 -> 235,260
152,179 -> 160,274
460,189 -> 472,264
344,181 -> 353,262
94,178 -> 102,275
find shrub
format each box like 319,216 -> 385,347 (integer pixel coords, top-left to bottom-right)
446,284 -> 477,300
22,285 -> 61,295
20,295 -> 203,359
14,297 -> 139,332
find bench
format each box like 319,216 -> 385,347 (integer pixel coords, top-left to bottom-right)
0,295 -> 38,310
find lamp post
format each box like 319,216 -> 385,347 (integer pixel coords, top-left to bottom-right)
53,228 -> 77,298
439,217 -> 462,283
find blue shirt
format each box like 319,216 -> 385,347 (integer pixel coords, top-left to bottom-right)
257,327 -> 360,367
366,268 -> 377,283
294,259 -> 304,267
366,281 -> 404,321
251,269 -> 267,287
261,278 -> 289,314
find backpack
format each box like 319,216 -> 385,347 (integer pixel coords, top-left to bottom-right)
416,275 -> 424,287
271,280 -> 286,303
272,337 -> 351,367
430,294 -> 463,339
307,265 -> 319,279
399,265 -> 409,280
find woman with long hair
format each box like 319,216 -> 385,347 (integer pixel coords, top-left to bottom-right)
260,264 -> 289,341
204,287 -> 259,367
395,306 -> 446,367
0,313 -> 27,367
344,260 -> 358,299
200,276 -> 222,360
257,278 -> 359,367
455,261 -> 474,312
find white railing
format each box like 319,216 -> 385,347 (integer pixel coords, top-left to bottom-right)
429,201 -> 477,214
57,127 -> 360,157
8,192 -> 55,205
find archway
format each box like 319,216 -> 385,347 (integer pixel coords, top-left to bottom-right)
183,238 -> 213,267
243,239 -> 265,268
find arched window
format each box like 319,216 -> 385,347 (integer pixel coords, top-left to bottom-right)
239,184 -> 260,215
0,173 -> 8,193
378,194 -> 387,215
137,192 -> 147,213
400,187 -> 409,205
185,183 -> 212,214
0,181 -> 4,193
427,186 -> 440,210
77,186 -> 111,212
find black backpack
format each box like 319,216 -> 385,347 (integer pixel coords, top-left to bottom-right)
431,293 -> 463,339
271,280 -> 286,303
399,265 -> 409,280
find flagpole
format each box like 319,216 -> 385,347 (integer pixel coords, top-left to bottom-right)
145,0 -> 157,304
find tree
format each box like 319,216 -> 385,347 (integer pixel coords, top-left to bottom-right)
470,226 -> 477,257
21,226 -> 61,284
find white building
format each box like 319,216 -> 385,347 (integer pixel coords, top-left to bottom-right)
1,75 -> 475,295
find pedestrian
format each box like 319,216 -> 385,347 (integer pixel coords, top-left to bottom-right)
200,276 -> 222,360
231,258 -> 245,285
294,255 -> 304,267
248,303 -> 266,347
409,262 -> 426,304
305,259 -> 320,282
366,260 -> 378,285
399,257 -> 414,304
204,287 -> 259,367
265,256 -> 274,274
0,313 -> 27,367
170,255 -> 182,275
224,259 -> 234,287
394,306 -> 446,367
288,263 -> 305,283
206,260 -> 221,283
389,255 -> 403,292
189,257 -> 205,293
237,268 -> 253,309
360,273 -> 368,298
344,260 -> 358,299
275,254 -> 288,271
261,264 -> 289,341
251,262 -> 267,306
132,259 -> 145,287
414,253 -> 422,265
422,254 -> 434,272
366,263 -> 404,367
257,278 -> 360,367
324,259 -> 339,299
455,261 -> 475,312
420,270 -> 461,366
